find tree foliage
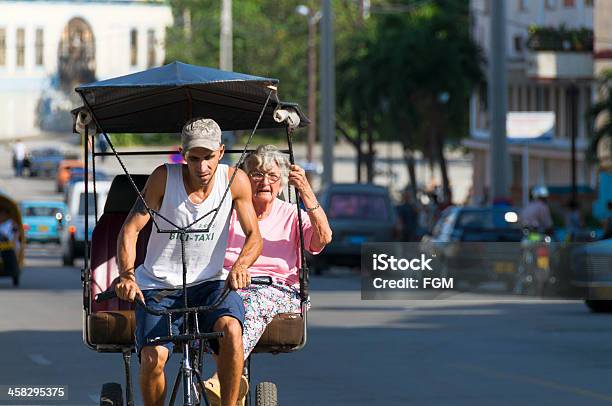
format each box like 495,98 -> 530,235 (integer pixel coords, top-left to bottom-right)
337,0 -> 483,199
164,0 -> 484,199
588,70 -> 612,162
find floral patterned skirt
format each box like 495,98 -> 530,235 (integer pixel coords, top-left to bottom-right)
238,283 -> 303,359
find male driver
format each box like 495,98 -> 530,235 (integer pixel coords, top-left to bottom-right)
115,118 -> 262,406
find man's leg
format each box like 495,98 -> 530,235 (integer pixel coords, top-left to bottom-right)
214,316 -> 244,406
140,345 -> 170,406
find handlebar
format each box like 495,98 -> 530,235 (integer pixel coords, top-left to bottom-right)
94,275 -> 274,317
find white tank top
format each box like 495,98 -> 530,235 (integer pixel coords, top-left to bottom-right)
136,163 -> 233,290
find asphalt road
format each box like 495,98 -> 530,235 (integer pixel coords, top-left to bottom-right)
2,139 -> 612,405
2,244 -> 612,406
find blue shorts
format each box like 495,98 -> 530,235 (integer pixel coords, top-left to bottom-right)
135,280 -> 244,359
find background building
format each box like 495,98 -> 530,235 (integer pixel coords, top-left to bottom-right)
0,0 -> 172,139
466,0 -> 603,205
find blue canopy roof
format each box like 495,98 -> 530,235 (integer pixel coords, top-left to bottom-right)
77,61 -> 278,89
74,61 -> 307,133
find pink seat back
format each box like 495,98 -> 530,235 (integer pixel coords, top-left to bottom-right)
90,175 -> 150,312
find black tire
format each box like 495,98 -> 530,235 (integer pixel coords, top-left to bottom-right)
100,382 -> 123,406
256,382 -> 277,406
12,274 -> 19,287
585,300 -> 612,313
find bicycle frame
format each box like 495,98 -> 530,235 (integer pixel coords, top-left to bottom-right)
96,276 -> 272,406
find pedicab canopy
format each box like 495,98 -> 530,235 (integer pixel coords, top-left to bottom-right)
73,61 -> 308,134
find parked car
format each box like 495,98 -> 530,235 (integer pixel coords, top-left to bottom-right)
25,147 -> 64,177
20,201 -> 66,244
56,159 -> 84,193
570,238 -> 612,313
308,183 -> 396,273
61,180 -> 112,266
63,168 -> 109,202
420,206 -> 523,290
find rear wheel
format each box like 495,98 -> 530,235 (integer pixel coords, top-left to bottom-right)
100,382 -> 123,406
256,382 -> 277,406
12,274 -> 19,287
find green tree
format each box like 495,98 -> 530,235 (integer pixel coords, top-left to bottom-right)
588,70 -> 612,162
337,0 -> 484,201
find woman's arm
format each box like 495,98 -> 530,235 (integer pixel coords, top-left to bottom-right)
229,167 -> 263,289
288,165 -> 332,252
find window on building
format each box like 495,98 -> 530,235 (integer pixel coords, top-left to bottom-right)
147,29 -> 156,68
0,28 -> 5,66
130,29 -> 138,66
16,28 -> 25,67
35,28 -> 44,66
546,0 -> 557,9
563,0 -> 575,7
517,0 -> 528,12
584,0 -> 593,6
514,35 -> 523,53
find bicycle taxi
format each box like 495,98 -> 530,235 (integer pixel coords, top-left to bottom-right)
74,61 -> 311,406
0,192 -> 25,286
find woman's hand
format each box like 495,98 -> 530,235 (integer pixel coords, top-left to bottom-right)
288,164 -> 311,194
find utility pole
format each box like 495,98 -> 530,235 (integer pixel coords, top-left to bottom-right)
220,0 -> 232,71
220,0 -> 234,154
306,9 -> 317,163
489,0 -> 510,202
320,0 -> 335,187
569,84 -> 578,204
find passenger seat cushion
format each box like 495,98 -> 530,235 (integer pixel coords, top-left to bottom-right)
253,313 -> 304,352
87,310 -> 136,346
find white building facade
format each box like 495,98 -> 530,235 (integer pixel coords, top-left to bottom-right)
0,0 -> 173,139
466,0 -> 605,205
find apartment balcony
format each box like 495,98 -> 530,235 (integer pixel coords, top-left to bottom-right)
527,51 -> 593,80
526,25 -> 594,80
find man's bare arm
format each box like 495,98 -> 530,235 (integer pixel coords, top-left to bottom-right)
115,165 -> 166,301
228,167 -> 262,289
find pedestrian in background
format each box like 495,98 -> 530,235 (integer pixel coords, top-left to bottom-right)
396,189 -> 418,241
395,190 -> 419,242
97,134 -> 109,163
12,139 -> 26,177
564,200 -> 583,241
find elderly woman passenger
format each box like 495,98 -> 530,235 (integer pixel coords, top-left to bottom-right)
204,145 -> 332,405
227,144 -> 332,356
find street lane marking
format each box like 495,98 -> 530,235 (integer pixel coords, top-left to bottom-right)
450,363 -> 612,403
28,354 -> 52,366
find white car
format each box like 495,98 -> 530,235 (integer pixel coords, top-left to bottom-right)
61,180 -> 112,266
